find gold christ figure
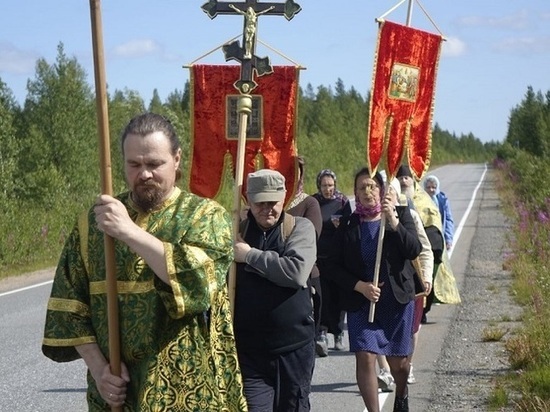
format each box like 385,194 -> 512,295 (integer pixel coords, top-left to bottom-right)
229,5 -> 274,59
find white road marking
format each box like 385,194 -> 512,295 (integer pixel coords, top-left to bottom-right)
0,280 -> 53,297
448,163 -> 487,259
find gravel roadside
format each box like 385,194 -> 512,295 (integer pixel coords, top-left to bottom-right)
427,170 -> 521,411
0,267 -> 55,293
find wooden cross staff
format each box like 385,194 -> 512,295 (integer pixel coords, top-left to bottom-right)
89,1 -> 121,411
201,0 -> 301,312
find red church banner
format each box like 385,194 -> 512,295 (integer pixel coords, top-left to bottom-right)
367,20 -> 443,179
189,64 -> 298,204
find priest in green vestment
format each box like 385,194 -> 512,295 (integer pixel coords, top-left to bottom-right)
42,113 -> 247,411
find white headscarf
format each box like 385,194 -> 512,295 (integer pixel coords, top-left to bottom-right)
379,170 -> 405,205
423,175 -> 440,208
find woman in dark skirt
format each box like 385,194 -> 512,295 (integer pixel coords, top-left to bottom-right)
326,167 -> 422,412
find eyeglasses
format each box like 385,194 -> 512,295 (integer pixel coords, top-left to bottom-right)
357,183 -> 380,192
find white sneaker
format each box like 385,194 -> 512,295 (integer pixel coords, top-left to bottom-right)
408,364 -> 416,384
334,332 -> 345,351
377,368 -> 395,392
315,332 -> 329,357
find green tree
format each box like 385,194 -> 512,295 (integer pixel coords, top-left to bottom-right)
165,88 -> 187,119
108,88 -> 146,192
0,80 -> 19,203
506,86 -> 550,157
297,81 -> 368,193
148,89 -> 163,113
18,43 -> 97,204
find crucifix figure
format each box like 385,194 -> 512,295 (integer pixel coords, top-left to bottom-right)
230,5 -> 273,59
201,0 -> 301,93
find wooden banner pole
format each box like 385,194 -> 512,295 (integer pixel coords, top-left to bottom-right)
368,213 -> 386,323
89,2 -> 121,410
228,95 -> 252,313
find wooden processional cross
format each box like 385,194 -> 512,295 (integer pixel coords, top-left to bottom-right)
201,0 -> 301,93
201,0 -> 301,313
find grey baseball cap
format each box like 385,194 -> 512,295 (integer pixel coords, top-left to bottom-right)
246,169 -> 286,203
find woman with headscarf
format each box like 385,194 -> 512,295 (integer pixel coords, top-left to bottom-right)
312,169 -> 351,356
326,167 -> 422,412
423,175 -> 454,251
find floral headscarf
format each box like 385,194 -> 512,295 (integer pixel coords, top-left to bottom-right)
315,169 -> 347,202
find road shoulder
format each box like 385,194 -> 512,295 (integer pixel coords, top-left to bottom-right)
0,268 -> 55,293
426,169 -> 520,410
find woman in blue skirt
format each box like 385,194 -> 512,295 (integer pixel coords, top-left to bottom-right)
326,167 -> 421,412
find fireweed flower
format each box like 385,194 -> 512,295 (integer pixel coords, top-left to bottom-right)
516,201 -> 529,233
537,210 -> 550,224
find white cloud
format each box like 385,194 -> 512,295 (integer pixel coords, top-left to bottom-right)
0,43 -> 37,74
493,36 -> 550,54
458,9 -> 529,30
442,36 -> 466,57
112,39 -> 161,58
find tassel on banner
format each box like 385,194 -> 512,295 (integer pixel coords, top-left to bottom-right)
254,150 -> 265,172
216,151 -> 238,206
383,114 -> 394,160
388,116 -> 412,178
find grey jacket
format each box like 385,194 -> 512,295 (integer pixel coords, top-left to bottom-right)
244,216 -> 316,288
234,212 -> 317,354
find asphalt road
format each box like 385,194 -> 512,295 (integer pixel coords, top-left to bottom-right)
0,275 -> 88,411
0,163 -> 487,411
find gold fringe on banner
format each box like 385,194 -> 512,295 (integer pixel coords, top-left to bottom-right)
253,150 -> 265,171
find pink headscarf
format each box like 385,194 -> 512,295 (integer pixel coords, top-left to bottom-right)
353,169 -> 385,221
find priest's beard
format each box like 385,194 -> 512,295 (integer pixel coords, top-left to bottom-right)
132,181 -> 165,212
402,185 -> 415,200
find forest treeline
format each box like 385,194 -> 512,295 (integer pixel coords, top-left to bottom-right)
1,44 -> 499,276
496,86 -> 550,208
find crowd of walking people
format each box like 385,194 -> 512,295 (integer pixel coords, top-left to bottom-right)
42,112 -> 458,412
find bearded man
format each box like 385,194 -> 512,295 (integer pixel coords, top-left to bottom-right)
42,113 -> 247,411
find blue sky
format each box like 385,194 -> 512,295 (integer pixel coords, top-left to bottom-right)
1,1 -> 549,143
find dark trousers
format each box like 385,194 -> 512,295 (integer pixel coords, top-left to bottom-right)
424,262 -> 441,315
310,276 -> 322,337
319,275 -> 343,336
317,258 -> 344,336
239,340 -> 315,412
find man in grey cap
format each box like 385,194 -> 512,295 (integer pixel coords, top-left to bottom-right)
233,168 -> 317,411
